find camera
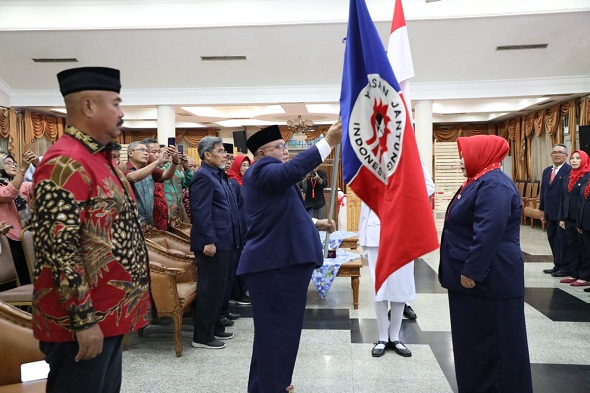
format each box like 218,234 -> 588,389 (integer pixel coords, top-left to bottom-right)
309,171 -> 317,178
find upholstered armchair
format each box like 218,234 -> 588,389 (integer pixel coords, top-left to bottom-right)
168,217 -> 191,242
0,300 -> 46,391
0,234 -> 33,307
143,225 -> 194,261
146,248 -> 197,357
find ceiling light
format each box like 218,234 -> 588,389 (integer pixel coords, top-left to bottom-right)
496,44 -> 548,51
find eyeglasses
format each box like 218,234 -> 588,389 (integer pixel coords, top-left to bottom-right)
241,162 -> 250,168
2,161 -> 16,167
211,149 -> 226,155
260,143 -> 287,152
131,148 -> 148,153
550,151 -> 567,156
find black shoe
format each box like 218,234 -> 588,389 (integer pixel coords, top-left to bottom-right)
551,270 -> 570,277
389,340 -> 412,357
543,266 -> 558,274
191,339 -> 226,349
237,295 -> 251,306
371,341 -> 387,357
584,287 -> 590,292
227,312 -> 241,320
403,305 -> 417,319
220,317 -> 234,327
214,331 -> 234,340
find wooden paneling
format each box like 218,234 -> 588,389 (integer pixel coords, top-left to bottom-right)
433,141 -> 464,228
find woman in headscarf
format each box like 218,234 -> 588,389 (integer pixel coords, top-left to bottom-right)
439,135 -> 532,393
227,154 -> 251,187
574,157 -> 590,291
558,150 -> 590,287
227,154 -> 252,307
0,151 -> 37,285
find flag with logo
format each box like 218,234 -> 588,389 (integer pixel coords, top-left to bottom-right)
340,0 -> 438,293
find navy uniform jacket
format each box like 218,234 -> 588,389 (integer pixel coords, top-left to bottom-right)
558,173 -> 590,222
439,170 -> 524,299
539,163 -> 571,221
237,146 -> 324,275
576,177 -> 590,230
189,162 -> 242,252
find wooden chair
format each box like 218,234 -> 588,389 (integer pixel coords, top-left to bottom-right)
144,249 -> 197,357
143,226 -> 194,261
0,234 -> 33,307
0,300 -> 46,391
168,218 -> 191,242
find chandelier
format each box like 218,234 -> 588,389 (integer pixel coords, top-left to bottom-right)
287,115 -> 314,141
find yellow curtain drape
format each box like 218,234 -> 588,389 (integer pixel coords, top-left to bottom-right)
580,97 -> 590,126
433,124 -> 489,142
279,126 -> 327,142
24,111 -> 64,143
0,108 -> 19,154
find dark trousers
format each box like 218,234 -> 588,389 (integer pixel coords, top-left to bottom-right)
448,291 -> 532,393
579,230 -> 590,281
193,250 -> 229,343
563,220 -> 584,278
245,262 -> 315,393
231,249 -> 248,301
220,249 -> 239,317
40,335 -> 123,393
546,218 -> 569,271
8,238 -> 31,285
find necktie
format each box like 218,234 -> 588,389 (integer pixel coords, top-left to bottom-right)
549,167 -> 557,183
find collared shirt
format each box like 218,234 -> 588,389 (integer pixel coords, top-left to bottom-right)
162,162 -> 193,221
32,126 -> 151,342
124,161 -> 164,225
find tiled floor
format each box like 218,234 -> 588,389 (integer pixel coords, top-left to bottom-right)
122,224 -> 590,392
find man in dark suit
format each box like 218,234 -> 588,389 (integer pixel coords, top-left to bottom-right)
238,123 -> 340,393
539,143 -> 571,276
190,136 -> 242,349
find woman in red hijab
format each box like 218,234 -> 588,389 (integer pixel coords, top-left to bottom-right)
227,155 -> 251,187
558,150 -> 590,287
439,135 -> 533,393
227,154 -> 252,306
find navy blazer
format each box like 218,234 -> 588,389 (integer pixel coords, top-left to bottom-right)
189,162 -> 242,252
439,170 -> 524,299
539,163 -> 571,221
577,177 -> 590,230
558,172 -> 590,222
237,146 -> 324,275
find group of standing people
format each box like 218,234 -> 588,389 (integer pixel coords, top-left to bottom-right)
9,64 -> 537,393
541,144 -> 590,292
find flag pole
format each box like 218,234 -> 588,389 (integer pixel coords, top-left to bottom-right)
323,141 -> 341,258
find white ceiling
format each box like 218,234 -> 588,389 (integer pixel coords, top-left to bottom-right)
0,0 -> 589,130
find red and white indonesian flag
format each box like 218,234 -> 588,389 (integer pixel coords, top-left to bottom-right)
340,0 -> 438,293
388,0 -> 414,117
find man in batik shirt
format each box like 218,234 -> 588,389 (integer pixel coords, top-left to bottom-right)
32,67 -> 152,393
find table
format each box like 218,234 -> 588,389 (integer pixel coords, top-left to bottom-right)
311,231 -> 362,308
336,258 -> 362,309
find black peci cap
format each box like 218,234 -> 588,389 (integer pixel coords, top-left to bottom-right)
223,143 -> 234,154
57,66 -> 121,97
246,125 -> 283,154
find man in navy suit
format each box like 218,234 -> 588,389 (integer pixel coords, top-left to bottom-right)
539,143 -> 572,276
190,136 -> 242,349
238,123 -> 340,393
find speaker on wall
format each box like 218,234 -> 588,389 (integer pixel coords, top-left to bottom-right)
579,125 -> 590,157
233,130 -> 248,153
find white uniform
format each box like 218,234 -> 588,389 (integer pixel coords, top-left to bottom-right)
358,162 -> 435,302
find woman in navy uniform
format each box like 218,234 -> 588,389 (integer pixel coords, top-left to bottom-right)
558,150 -> 590,287
439,135 -> 532,393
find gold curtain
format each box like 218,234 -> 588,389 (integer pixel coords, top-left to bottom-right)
176,128 -> 216,147
24,111 -> 64,143
122,130 -> 157,144
0,108 -> 19,154
433,124 -> 489,142
580,96 -> 590,126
